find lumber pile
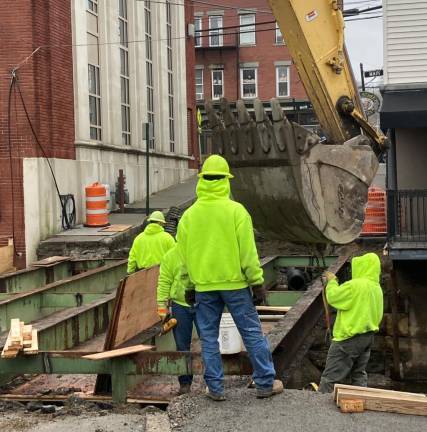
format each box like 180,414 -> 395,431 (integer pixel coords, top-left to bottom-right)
0,238 -> 15,274
334,384 -> 427,416
1,319 -> 38,358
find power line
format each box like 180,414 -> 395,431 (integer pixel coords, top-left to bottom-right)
346,14 -> 382,21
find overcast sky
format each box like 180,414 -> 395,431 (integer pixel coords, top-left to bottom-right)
343,1 -> 383,85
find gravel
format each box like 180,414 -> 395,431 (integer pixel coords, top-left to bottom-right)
168,388 -> 427,432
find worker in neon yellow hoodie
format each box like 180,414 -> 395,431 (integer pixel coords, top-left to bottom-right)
157,245 -> 199,395
176,155 -> 283,401
319,252 -> 384,393
127,211 -> 175,273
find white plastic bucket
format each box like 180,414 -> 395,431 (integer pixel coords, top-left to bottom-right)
218,313 -> 243,354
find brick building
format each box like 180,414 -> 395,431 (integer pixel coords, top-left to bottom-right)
0,0 -> 198,267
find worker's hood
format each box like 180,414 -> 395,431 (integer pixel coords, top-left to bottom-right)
196,177 -> 231,201
143,223 -> 165,235
351,252 -> 381,283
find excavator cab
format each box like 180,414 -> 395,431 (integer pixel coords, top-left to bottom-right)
204,0 -> 387,245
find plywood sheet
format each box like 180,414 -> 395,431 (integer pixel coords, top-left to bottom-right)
0,239 -> 14,274
100,224 -> 132,232
107,266 -> 160,349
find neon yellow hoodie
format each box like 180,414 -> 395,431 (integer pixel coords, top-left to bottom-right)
127,223 -> 175,273
176,177 -> 263,291
157,246 -> 192,307
326,252 -> 383,342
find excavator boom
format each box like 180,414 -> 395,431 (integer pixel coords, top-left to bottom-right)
205,0 -> 387,245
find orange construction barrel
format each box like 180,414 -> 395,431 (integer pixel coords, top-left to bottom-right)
85,182 -> 109,227
361,186 -> 387,236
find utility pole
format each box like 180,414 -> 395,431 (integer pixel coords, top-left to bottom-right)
143,123 -> 153,218
360,63 -> 366,91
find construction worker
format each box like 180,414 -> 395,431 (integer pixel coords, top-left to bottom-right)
319,252 -> 384,393
127,211 -> 175,273
176,155 -> 283,401
157,245 -> 199,395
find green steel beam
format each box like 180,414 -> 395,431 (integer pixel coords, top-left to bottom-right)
41,293 -> 106,309
274,256 -> 337,268
0,260 -> 126,333
260,256 -> 278,288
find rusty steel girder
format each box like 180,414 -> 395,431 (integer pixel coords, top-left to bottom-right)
205,99 -> 379,244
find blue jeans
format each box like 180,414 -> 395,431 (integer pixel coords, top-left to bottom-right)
171,302 -> 199,385
195,288 -> 275,395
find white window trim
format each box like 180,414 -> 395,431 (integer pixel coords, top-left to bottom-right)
275,22 -> 285,45
196,68 -> 204,100
195,17 -> 202,47
239,14 -> 256,46
240,67 -> 258,99
209,15 -> 223,47
276,65 -> 290,98
211,69 -> 224,100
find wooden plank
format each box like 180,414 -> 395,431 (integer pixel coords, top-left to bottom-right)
256,306 -> 291,313
337,389 -> 427,416
109,266 -> 160,348
100,225 -> 132,233
333,384 -> 427,401
31,256 -> 71,267
83,344 -> 154,360
23,329 -> 38,354
0,239 -> 14,274
339,399 -> 365,413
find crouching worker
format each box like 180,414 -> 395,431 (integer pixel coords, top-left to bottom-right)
319,252 -> 384,393
127,211 -> 175,274
157,245 -> 199,395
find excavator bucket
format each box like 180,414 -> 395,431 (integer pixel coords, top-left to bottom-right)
205,98 -> 379,244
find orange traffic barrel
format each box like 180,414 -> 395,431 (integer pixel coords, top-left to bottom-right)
361,186 -> 387,236
85,182 -> 109,227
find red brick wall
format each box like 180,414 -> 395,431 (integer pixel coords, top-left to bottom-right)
185,0 -> 200,169
0,0 -> 75,266
194,0 -> 308,102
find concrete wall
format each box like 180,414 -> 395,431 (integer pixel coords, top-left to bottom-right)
395,128 -> 427,189
23,155 -> 195,264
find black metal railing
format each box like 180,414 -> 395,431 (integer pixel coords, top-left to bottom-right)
388,189 -> 427,242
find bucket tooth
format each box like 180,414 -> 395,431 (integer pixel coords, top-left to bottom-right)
236,100 -> 258,154
205,99 -> 226,155
220,98 -> 239,155
254,99 -> 275,153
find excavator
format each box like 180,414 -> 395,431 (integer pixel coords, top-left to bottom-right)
205,0 -> 388,245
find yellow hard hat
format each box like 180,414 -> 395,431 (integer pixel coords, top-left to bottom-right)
147,210 -> 166,224
198,154 -> 234,178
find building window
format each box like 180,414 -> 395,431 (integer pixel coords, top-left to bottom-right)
194,17 -> 202,47
209,15 -> 223,47
211,69 -> 223,100
88,65 -> 101,141
145,0 -> 155,149
119,0 -> 131,145
240,68 -> 257,99
276,66 -> 290,97
275,22 -> 284,45
195,68 -> 204,100
166,0 -> 175,152
240,14 -> 255,46
87,0 -> 98,14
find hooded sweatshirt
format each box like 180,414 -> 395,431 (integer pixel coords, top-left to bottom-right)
326,252 -> 384,342
157,246 -> 192,307
176,177 -> 263,291
127,223 -> 175,273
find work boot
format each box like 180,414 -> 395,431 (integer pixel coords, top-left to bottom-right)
256,379 -> 284,399
205,387 -> 226,401
178,383 -> 191,395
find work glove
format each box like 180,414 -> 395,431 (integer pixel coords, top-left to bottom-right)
157,303 -> 169,321
323,271 -> 337,282
251,284 -> 266,306
185,288 -> 196,307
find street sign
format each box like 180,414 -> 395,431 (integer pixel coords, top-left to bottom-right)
196,108 -> 202,134
364,69 -> 383,78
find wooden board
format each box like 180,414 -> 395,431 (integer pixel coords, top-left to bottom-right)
100,224 -> 132,233
31,256 -> 71,267
256,306 -> 291,313
0,239 -> 14,274
336,388 -> 427,416
339,399 -> 365,413
333,384 -> 427,401
83,344 -> 154,360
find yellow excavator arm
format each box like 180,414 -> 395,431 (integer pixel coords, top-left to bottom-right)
205,0 -> 386,245
269,0 -> 387,150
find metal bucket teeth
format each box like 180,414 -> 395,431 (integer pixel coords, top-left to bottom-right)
204,98 -> 378,244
